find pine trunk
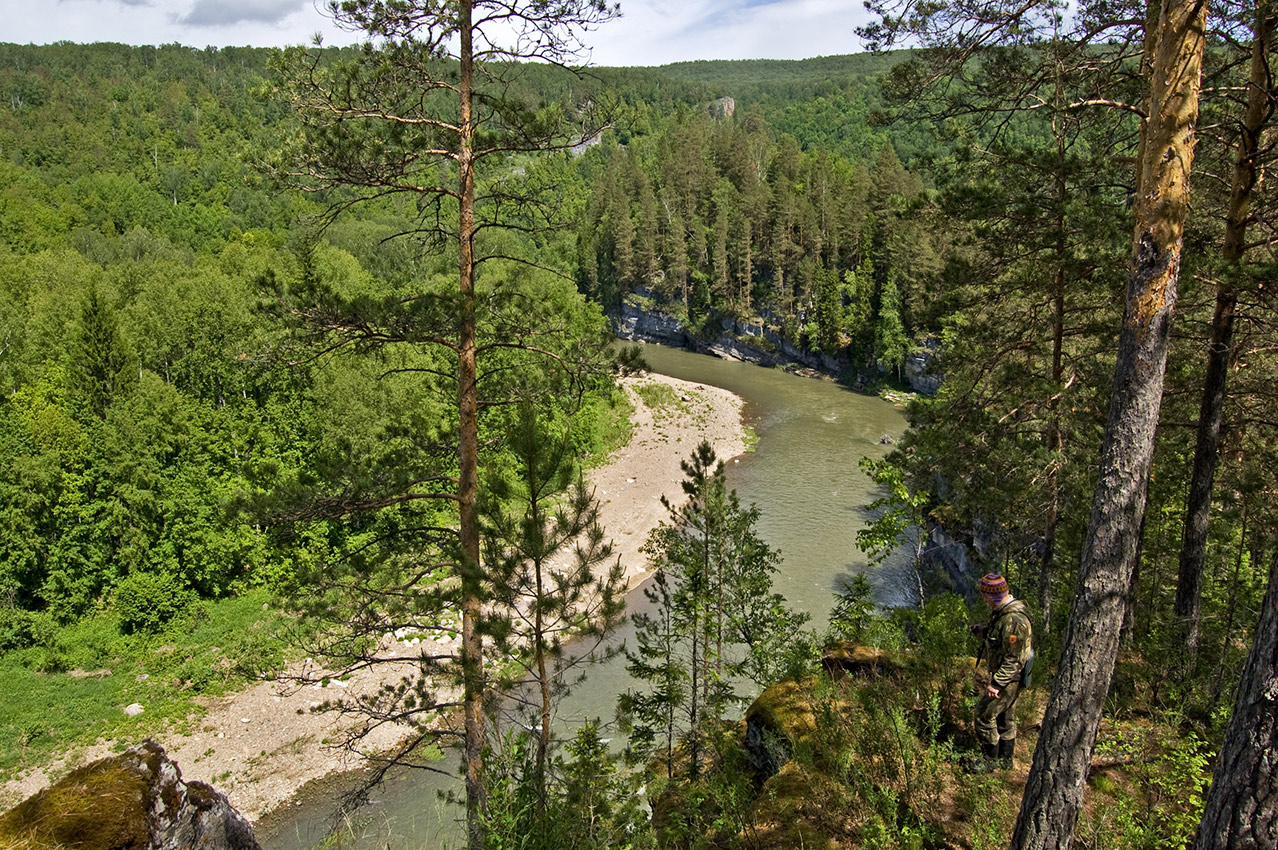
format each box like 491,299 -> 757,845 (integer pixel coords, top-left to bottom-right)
1194,548 -> 1278,850
1009,1 -> 1206,848
458,2 -> 486,846
1174,0 -> 1273,658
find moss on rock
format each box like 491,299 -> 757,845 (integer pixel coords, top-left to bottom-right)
0,755 -> 153,850
0,740 -> 259,850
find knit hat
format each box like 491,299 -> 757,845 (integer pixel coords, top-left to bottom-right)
979,573 -> 1009,601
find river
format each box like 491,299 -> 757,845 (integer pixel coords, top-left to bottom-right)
256,342 -> 909,850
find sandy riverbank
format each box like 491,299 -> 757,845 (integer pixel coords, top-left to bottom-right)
2,372 -> 747,823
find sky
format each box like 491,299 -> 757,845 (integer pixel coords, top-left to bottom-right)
2,0 -> 873,66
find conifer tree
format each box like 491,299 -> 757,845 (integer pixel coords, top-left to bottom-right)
271,1 -> 618,841
481,403 -> 626,806
621,441 -> 803,779
873,269 -> 908,379
70,285 -> 136,419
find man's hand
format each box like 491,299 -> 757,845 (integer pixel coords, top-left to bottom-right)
986,684 -> 1001,699
969,624 -> 986,638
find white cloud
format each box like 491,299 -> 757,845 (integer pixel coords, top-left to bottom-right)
588,0 -> 871,65
178,0 -> 312,27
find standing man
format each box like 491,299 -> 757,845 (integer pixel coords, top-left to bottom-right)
970,573 -> 1034,770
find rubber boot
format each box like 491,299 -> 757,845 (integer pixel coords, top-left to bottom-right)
966,741 -> 1000,773
998,738 -> 1015,769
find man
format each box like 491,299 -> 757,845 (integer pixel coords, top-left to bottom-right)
970,572 -> 1034,770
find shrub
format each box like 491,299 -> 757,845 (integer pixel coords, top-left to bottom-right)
113,571 -> 196,635
0,607 -> 56,653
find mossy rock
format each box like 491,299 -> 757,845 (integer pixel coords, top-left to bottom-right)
746,761 -> 846,850
0,740 -> 259,850
745,677 -> 821,749
820,642 -> 906,680
0,752 -> 157,850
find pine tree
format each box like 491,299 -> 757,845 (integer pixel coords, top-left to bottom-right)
271,2 -> 618,840
622,441 -> 804,779
481,403 -> 626,805
873,269 -> 908,379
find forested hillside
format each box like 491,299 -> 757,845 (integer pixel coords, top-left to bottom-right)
0,41 -> 635,776
0,42 -> 933,641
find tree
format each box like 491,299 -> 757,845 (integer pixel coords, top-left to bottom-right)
873,268 -> 909,379
859,0 -> 1210,846
271,1 -> 617,843
857,457 -> 930,605
1012,1 -> 1208,847
1193,548 -> 1278,850
618,566 -> 688,779
621,441 -> 804,779
843,239 -> 876,365
812,265 -> 843,356
1174,0 -> 1278,661
70,285 -> 136,419
481,402 -> 626,807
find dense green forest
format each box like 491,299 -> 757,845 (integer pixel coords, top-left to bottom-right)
1,4 -> 1277,847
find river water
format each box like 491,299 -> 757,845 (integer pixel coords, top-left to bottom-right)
257,342 -> 909,850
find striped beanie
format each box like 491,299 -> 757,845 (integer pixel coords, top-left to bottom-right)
979,573 -> 1009,601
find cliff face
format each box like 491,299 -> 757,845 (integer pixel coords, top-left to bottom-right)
0,740 -> 260,850
613,300 -> 941,394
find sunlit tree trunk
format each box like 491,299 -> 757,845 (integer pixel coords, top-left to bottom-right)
1011,2 -> 1207,848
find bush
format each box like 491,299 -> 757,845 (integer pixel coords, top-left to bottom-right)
113,572 -> 196,635
0,607 -> 56,653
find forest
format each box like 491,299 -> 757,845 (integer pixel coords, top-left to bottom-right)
1,0 -> 1276,847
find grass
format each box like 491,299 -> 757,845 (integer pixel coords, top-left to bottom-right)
633,381 -> 680,410
0,589 -> 297,787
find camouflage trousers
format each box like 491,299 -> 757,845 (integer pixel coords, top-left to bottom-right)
974,680 -> 1022,747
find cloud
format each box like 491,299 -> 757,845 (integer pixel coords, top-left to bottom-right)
179,0 -> 311,27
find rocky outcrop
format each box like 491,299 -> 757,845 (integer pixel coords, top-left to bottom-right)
903,336 -> 942,395
614,299 -> 691,347
0,740 -> 260,850
920,524 -> 979,597
614,300 -> 946,393
614,302 -> 858,380
707,96 -> 735,120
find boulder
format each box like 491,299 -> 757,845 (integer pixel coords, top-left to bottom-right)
819,641 -> 906,681
0,739 -> 260,850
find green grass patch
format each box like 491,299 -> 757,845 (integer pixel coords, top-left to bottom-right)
743,424 -> 759,453
0,590 -> 296,783
634,381 -> 679,410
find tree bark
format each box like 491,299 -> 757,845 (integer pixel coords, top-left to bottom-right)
1194,548 -> 1278,850
1174,0 -> 1274,658
457,1 -> 486,846
1040,133 -> 1067,643
1010,2 -> 1206,848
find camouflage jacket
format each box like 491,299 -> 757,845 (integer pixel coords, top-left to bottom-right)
984,598 -> 1033,689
